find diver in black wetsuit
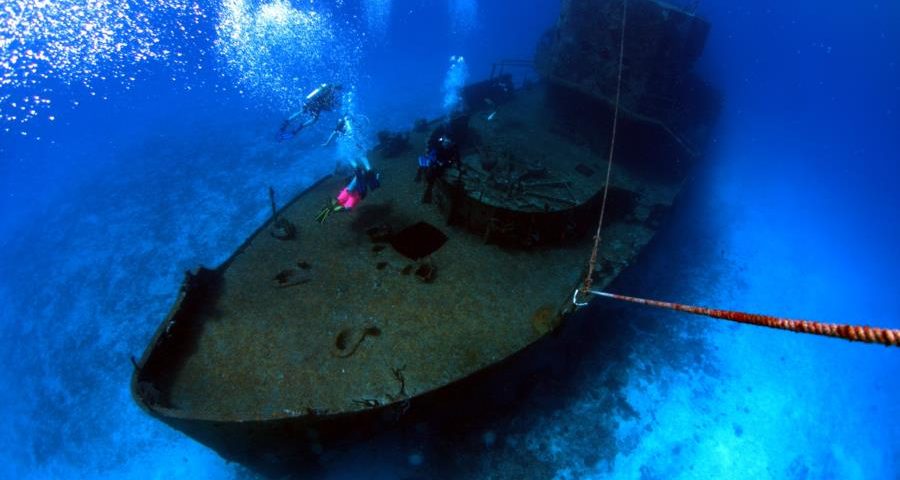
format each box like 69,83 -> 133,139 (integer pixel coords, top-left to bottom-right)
417,124 -> 461,203
278,83 -> 344,141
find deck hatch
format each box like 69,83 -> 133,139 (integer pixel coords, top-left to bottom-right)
390,221 -> 448,260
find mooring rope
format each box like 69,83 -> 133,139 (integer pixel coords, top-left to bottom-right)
580,0 -> 629,302
576,290 -> 899,347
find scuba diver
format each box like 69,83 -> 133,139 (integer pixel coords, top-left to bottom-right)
417,124 -> 461,203
316,165 -> 382,223
278,83 -> 344,141
322,115 -> 350,147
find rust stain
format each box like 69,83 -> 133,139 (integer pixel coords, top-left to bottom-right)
530,304 -> 560,335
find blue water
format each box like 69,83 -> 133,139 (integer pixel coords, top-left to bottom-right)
1,0 -> 898,478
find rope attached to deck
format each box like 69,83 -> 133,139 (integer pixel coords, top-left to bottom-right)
580,0 -> 629,302
577,290 -> 900,347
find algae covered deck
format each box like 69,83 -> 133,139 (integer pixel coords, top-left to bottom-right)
159,86 -> 681,421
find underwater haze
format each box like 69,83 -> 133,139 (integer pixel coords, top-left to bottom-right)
1,0 -> 898,478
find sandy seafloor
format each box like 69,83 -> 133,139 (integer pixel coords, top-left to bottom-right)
1,0 -> 899,478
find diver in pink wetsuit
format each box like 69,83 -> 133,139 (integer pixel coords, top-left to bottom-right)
336,182 -> 362,209
317,166 -> 382,223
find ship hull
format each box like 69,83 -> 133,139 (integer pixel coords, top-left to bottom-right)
132,72 -> 714,476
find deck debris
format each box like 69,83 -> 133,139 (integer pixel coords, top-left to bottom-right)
272,268 -> 311,288
414,262 -> 436,283
332,326 -> 381,358
391,365 -> 408,399
352,398 -> 381,408
268,186 -> 297,241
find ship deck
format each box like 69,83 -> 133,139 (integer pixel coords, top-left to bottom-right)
153,85 -> 682,421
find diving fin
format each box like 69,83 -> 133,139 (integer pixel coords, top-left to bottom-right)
316,200 -> 343,223
278,124 -> 306,142
277,131 -> 294,142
